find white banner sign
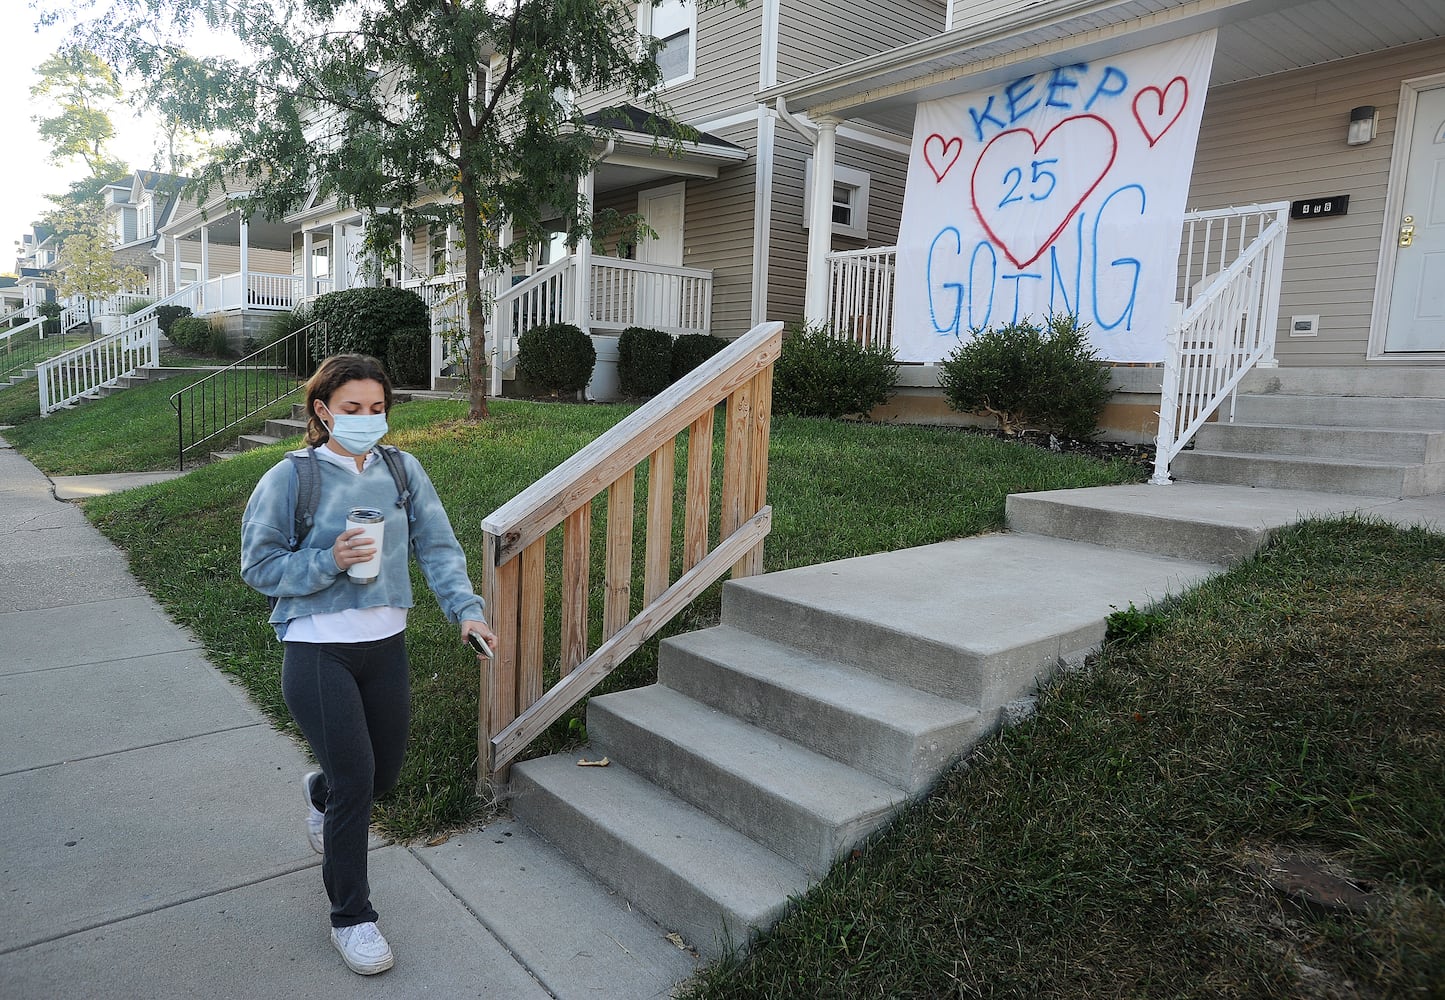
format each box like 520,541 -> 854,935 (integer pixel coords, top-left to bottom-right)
893,31 -> 1217,362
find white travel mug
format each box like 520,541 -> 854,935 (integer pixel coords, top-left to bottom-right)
345,508 -> 385,584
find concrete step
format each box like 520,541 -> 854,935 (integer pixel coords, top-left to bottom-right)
1194,422 -> 1445,464
658,625 -> 984,794
1171,449 -> 1443,497
511,754 -> 811,958
236,433 -> 281,451
1239,366 -> 1445,398
1231,393 -> 1445,429
719,534 -> 1219,711
586,685 -> 907,874
262,417 -> 307,439
1006,483 -> 1394,564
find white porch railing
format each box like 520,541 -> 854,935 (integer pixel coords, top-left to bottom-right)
488,257 -> 577,396
37,314 -> 160,414
826,247 -> 896,348
1151,202 -> 1289,484
590,258 -> 713,336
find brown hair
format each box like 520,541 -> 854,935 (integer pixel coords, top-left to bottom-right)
304,354 -> 394,447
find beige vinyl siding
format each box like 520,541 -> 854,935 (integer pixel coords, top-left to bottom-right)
580,2 -> 762,123
1188,36 -> 1445,366
776,0 -> 946,83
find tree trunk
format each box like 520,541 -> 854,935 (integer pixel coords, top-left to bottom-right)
460,185 -> 490,421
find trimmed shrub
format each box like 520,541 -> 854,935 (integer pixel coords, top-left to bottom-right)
773,323 -> 899,420
671,333 -> 728,382
154,305 -> 192,337
516,322 -> 595,395
937,313 -> 1114,439
38,301 -> 61,336
670,333 -> 728,383
617,326 -> 674,398
387,326 -> 432,388
168,316 -> 212,350
310,286 -> 428,363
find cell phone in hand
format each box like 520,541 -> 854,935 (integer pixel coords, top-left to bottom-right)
466,631 -> 494,658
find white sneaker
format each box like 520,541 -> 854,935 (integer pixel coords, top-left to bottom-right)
331,921 -> 394,975
302,771 -> 325,854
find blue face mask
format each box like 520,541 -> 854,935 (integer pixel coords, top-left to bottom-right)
321,402 -> 389,455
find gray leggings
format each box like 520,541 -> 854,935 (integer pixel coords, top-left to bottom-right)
282,633 -> 410,928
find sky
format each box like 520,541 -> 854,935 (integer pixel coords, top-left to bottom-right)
0,12 -> 243,269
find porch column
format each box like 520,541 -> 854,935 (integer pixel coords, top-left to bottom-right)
303,230 -> 314,298
238,214 -> 250,308
399,216 -> 413,285
445,223 -> 457,276
199,225 -> 210,311
804,115 -> 839,328
575,170 -> 594,333
331,222 -> 347,291
491,222 -> 514,397
173,236 -> 181,294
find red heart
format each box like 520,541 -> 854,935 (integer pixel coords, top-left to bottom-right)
1133,77 -> 1188,147
970,114 -> 1118,270
923,134 -> 963,182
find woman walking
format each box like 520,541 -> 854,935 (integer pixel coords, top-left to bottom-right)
241,354 -> 496,975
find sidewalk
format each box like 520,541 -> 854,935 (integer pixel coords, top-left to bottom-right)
0,439 -> 696,999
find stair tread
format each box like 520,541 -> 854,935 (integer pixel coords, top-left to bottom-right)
665,625 -> 979,732
1204,421 -> 1445,437
1183,449 -> 1424,469
513,754 -> 810,919
591,685 -> 907,824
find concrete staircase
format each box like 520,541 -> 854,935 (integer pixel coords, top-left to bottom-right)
511,533 -> 1219,955
1170,367 -> 1445,497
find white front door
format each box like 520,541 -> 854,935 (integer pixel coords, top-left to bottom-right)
1385,85 -> 1445,353
637,183 -> 685,329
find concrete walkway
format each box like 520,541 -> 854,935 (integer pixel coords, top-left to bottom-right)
0,439 -> 696,999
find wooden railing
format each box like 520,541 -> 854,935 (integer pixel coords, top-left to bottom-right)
478,320 -> 784,784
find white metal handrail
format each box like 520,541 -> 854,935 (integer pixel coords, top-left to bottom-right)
37,313 -> 161,414
1152,202 -> 1289,484
826,246 -> 896,348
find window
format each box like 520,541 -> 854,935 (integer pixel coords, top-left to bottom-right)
803,160 -> 871,240
179,266 -> 199,285
640,0 -> 695,86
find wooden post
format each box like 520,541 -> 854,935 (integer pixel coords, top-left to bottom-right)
643,441 -> 675,605
603,469 -> 635,639
561,504 -> 592,672
683,408 -> 714,571
518,536 -> 547,712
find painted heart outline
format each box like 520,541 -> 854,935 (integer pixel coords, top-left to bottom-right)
923,133 -> 964,182
970,114 -> 1118,270
1133,76 -> 1188,147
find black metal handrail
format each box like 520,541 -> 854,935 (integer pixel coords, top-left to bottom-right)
0,320 -> 81,384
170,319 -> 330,469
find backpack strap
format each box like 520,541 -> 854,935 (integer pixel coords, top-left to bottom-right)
284,446 -> 322,551
376,445 -> 415,526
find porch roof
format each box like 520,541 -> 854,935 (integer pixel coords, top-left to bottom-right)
764,0 -> 1445,132
585,105 -> 749,190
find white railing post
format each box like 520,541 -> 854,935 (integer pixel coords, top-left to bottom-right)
1151,307 -> 1182,485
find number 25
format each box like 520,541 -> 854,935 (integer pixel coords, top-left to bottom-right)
999,158 -> 1060,208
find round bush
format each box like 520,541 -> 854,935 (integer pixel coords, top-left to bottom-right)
670,334 -> 727,383
617,326 -> 674,397
937,314 -> 1114,439
168,316 -> 212,350
387,325 -> 432,387
773,324 -> 899,420
516,322 -> 596,395
311,287 -> 428,360
154,305 -> 192,337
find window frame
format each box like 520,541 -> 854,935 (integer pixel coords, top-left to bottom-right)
639,0 -> 696,88
803,159 -> 871,240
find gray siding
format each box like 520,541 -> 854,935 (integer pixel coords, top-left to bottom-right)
776,0 -> 946,84
581,2 -> 763,123
1188,37 -> 1445,365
